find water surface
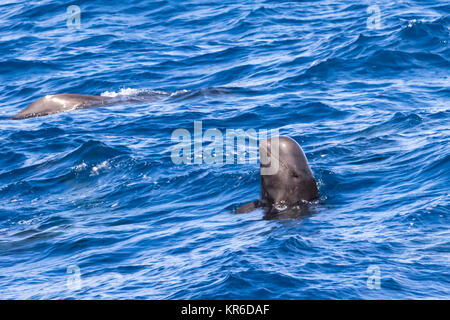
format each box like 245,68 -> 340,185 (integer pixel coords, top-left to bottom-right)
0,0 -> 449,299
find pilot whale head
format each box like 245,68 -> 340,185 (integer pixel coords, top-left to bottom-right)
259,136 -> 318,210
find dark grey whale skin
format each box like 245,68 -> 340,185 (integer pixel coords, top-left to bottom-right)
11,94 -> 113,119
237,136 -> 318,215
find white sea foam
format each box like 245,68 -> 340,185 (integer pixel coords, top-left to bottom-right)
101,88 -> 189,98
101,88 -> 143,97
90,161 -> 111,176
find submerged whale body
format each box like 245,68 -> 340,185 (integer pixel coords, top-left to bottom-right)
237,136 -> 318,216
11,94 -> 113,119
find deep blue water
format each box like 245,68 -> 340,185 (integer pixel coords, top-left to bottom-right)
0,0 -> 449,299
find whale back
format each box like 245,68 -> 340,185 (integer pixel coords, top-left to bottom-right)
12,94 -> 111,119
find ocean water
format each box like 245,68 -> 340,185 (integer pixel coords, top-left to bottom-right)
0,0 -> 449,299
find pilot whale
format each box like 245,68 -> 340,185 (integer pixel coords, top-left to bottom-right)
11,94 -> 114,119
237,136 -> 318,215
11,88 -> 231,119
